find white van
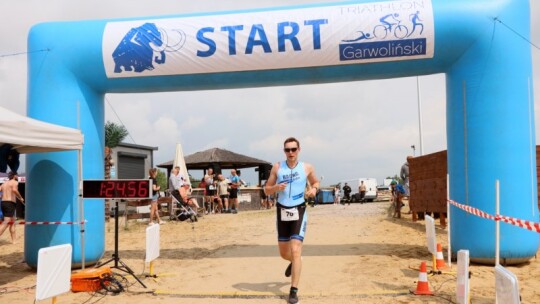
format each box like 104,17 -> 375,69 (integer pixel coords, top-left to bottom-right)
338,178 -> 378,202
377,178 -> 395,191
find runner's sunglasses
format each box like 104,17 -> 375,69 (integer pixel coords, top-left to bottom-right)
284,147 -> 298,153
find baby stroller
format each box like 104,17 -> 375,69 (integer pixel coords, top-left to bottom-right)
170,193 -> 198,222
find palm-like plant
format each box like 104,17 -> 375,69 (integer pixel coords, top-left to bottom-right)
104,121 -> 129,221
105,121 -> 129,148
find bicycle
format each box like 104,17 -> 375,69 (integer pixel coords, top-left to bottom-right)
373,21 -> 409,39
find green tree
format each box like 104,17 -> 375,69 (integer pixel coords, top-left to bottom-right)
105,121 -> 129,148
386,175 -> 403,184
156,170 -> 167,191
104,121 -> 129,221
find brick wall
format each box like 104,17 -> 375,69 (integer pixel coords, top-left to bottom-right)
409,150 -> 447,213
411,149 -> 540,213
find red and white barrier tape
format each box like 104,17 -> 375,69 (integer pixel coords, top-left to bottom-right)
448,199 -> 540,233
497,215 -> 540,233
0,220 -> 87,225
447,200 -> 496,221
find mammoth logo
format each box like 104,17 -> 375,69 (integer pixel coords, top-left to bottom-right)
112,22 -> 186,73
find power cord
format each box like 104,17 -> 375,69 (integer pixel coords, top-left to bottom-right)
432,277 -> 457,304
0,284 -> 36,295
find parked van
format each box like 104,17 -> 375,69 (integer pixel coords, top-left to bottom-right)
377,178 -> 396,191
338,178 -> 378,203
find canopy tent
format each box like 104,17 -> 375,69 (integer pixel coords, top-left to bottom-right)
0,106 -> 83,154
0,106 -> 86,267
158,147 -> 272,185
159,147 -> 271,170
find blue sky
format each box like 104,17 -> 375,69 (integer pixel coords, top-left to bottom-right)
0,0 -> 538,186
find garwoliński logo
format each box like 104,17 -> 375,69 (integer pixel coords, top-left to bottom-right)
339,11 -> 426,61
112,23 -> 186,73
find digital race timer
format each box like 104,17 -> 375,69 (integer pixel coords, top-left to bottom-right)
82,179 -> 152,199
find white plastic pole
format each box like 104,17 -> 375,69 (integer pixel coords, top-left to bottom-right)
77,102 -> 85,269
79,149 -> 85,269
528,77 -> 536,217
495,180 -> 500,266
447,174 -> 451,268
416,76 -> 424,156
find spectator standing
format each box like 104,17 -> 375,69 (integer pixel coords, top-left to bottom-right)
401,155 -> 418,220
148,168 -> 164,225
342,183 -> 351,203
333,186 -> 340,205
391,182 -> 406,218
204,168 -> 217,212
228,169 -> 241,214
198,179 -> 211,214
216,174 -> 229,213
400,156 -> 412,196
359,181 -> 367,204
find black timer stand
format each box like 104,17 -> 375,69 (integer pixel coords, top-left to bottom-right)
98,200 -> 147,288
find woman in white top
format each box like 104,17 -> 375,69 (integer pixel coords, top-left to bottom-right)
334,186 -> 341,205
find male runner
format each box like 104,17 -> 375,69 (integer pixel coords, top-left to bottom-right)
0,171 -> 24,243
265,137 -> 319,304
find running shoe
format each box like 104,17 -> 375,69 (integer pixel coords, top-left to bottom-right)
285,263 -> 292,277
288,291 -> 299,304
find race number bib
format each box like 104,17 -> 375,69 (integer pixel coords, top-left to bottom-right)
281,207 -> 299,221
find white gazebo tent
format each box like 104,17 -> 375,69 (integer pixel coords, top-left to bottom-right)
0,107 -> 83,153
0,106 -> 85,266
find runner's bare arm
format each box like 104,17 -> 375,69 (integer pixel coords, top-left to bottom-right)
305,163 -> 320,198
12,183 -> 24,202
264,162 -> 286,195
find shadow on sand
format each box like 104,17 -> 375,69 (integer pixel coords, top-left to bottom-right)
109,242 -> 428,261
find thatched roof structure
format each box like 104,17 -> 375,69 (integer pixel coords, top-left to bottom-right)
157,147 -> 271,171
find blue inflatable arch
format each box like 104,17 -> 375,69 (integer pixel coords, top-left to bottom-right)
26,0 -> 538,266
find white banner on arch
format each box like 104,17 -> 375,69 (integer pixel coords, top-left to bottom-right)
102,0 -> 434,78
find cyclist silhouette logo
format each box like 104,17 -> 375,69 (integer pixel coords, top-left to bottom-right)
341,12 -> 424,43
373,13 -> 409,39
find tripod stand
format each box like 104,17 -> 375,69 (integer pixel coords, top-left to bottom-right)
98,200 -> 147,288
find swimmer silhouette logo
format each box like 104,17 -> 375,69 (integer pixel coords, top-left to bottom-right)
340,10 -> 429,61
112,23 -> 186,73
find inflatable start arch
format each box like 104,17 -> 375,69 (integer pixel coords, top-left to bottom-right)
26,0 -> 538,266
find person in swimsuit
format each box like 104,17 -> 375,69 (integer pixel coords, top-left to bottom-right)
0,171 -> 24,243
264,137 -> 319,304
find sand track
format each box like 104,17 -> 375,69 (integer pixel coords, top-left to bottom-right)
1,202 -> 539,303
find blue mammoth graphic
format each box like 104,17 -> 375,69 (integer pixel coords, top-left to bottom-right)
113,23 -> 166,73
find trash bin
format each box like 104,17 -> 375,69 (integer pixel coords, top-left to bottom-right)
316,189 -> 334,204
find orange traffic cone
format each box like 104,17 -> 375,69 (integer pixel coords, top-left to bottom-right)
413,261 -> 433,295
435,243 -> 449,270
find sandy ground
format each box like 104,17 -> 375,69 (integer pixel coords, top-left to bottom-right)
1,201 -> 539,304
